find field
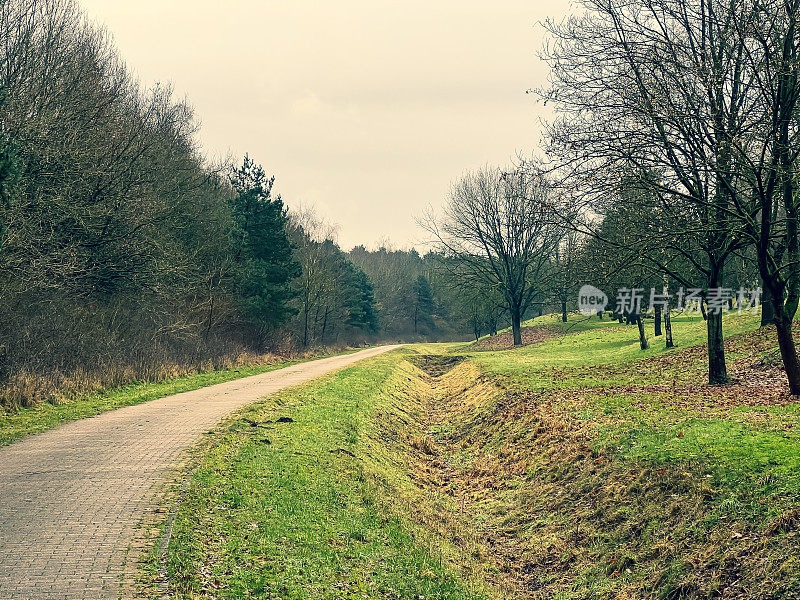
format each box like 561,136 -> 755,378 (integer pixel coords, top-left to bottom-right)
145,312 -> 800,599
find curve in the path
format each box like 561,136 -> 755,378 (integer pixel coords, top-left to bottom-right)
0,345 -> 401,600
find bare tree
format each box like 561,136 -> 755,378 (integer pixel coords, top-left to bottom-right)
0,0 -> 272,401
551,229 -> 583,322
421,167 -> 561,346
287,207 -> 339,347
729,0 -> 800,393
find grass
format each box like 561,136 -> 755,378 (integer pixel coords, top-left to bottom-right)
420,312 -> 800,598
145,350 -> 486,600
404,342 -> 800,598
0,350 -> 357,447
456,312 -> 800,512
141,310 -> 800,599
462,311 -> 761,388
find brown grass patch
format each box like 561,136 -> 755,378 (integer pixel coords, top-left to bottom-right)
468,325 -> 568,351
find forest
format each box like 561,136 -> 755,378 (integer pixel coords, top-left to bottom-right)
3,0 -> 800,407
0,0 -> 483,408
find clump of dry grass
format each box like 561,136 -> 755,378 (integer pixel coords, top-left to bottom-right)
0,346 -> 283,409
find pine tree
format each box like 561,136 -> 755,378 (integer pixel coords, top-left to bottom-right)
229,156 -> 299,337
346,264 -> 379,334
412,275 -> 435,334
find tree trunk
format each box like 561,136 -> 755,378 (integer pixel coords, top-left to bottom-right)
511,304 -> 522,346
561,300 -> 567,322
320,306 -> 329,344
664,309 -> 674,348
205,294 -> 214,338
707,310 -> 729,385
598,310 -> 603,320
775,316 -> 800,395
302,304 -> 310,348
487,314 -> 498,336
700,300 -> 708,321
636,316 -> 649,350
762,284 -> 776,326
654,305 -> 662,336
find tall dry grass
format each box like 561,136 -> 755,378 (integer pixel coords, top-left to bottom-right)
0,296 -> 306,410
0,291 -> 366,410
0,342 -> 284,409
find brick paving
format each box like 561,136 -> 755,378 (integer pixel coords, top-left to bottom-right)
0,346 -> 400,599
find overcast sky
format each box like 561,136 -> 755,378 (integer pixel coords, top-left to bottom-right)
79,1 -> 573,250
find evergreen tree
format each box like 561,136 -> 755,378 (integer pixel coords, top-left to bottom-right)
412,275 -> 436,334
229,156 -> 299,337
346,265 -> 379,333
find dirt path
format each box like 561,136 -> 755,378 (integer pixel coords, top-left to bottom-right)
0,345 -> 401,600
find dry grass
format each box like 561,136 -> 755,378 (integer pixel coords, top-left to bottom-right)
0,335 -> 352,411
0,348 -> 282,409
0,295 -> 352,411
468,325 -> 567,351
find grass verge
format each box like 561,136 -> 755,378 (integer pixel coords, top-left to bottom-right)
144,350 -> 486,600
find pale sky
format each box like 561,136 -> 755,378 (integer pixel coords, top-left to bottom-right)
79,1 -> 572,250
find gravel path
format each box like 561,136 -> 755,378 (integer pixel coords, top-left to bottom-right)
0,345 -> 400,599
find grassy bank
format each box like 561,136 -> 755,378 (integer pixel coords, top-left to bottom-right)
431,314 -> 800,598
463,312 -> 761,388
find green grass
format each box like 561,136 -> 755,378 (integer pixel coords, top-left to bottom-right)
0,351 -> 357,447
462,311 -> 761,388
522,311 -> 629,334
415,311 -> 800,522
587,390 -> 800,502
150,350 -> 485,600
403,314 -> 800,597
484,310 -> 626,339
451,311 -> 800,522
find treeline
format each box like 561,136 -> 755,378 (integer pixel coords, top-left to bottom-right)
0,0 -> 473,408
0,0 -> 253,406
9,0 -> 794,403
348,246 -> 469,341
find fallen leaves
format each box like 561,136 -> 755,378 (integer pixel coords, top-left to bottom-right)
468,325 -> 567,351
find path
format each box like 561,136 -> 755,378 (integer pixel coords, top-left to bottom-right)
0,345 -> 401,599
